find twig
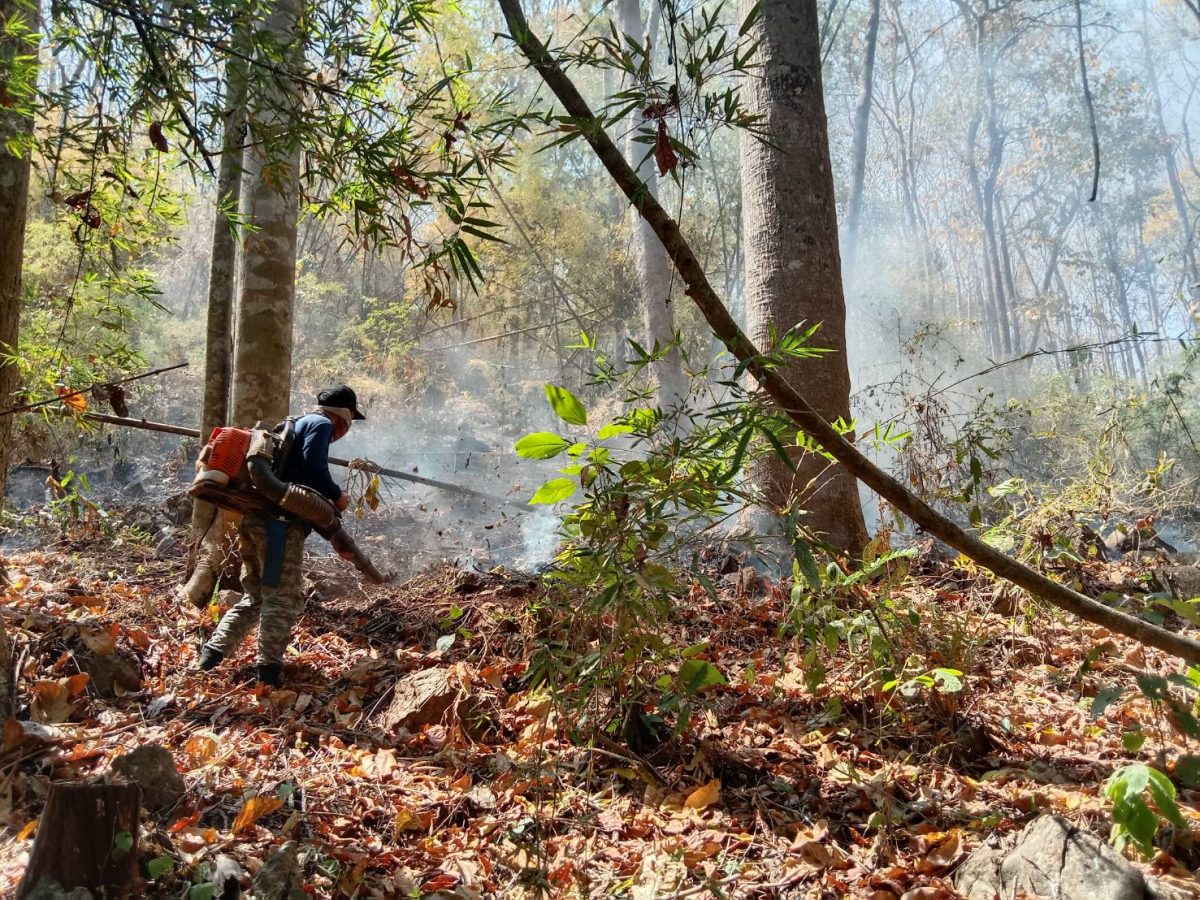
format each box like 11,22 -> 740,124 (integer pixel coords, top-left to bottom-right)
0,362 -> 188,418
120,0 -> 217,176
1074,0 -> 1101,201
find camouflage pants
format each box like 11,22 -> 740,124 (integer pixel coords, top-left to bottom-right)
207,510 -> 307,666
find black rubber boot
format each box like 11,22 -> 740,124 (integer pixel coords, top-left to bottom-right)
256,663 -> 284,688
198,645 -> 224,671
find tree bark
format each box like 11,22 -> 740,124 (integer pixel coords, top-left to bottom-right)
841,0 -> 881,283
737,0 -> 868,555
17,782 -> 140,898
496,0 -> 1200,666
192,48 -> 249,554
614,0 -> 686,408
231,0 -> 303,427
0,0 -> 37,514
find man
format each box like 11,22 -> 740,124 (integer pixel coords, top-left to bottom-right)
197,384 -> 367,687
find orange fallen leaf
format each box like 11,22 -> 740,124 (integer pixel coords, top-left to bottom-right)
183,731 -> 219,768
16,818 -> 37,840
684,779 -> 721,810
65,673 -> 90,698
232,795 -> 283,834
920,829 -> 963,872
450,774 -> 472,792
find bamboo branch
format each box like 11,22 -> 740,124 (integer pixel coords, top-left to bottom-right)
495,0 -> 1200,666
0,362 -> 188,418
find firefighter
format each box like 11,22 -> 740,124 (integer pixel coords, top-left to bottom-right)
197,384 -> 367,687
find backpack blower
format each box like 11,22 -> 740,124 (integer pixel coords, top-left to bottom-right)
188,420 -> 385,584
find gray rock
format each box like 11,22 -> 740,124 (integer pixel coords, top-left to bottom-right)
955,814 -> 1148,900
110,744 -> 185,812
250,842 -> 306,900
20,880 -> 94,900
379,668 -> 457,734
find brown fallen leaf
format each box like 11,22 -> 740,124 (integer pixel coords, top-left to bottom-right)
683,779 -> 721,810
920,829 -> 962,873
231,794 -> 283,834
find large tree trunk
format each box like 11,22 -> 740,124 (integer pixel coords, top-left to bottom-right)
231,0 -> 303,427
841,0 -> 881,283
738,0 -> 867,555
0,0 -> 37,513
614,0 -> 686,409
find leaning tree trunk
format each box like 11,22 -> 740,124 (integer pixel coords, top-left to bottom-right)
231,0 -> 303,427
841,0 -> 881,284
495,0 -> 1200,668
615,0 -> 686,409
0,0 -> 37,514
737,0 -> 868,555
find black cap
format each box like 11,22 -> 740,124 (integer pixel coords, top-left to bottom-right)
317,384 -> 366,420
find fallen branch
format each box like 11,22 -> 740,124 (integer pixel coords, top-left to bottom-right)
495,0 -> 1200,666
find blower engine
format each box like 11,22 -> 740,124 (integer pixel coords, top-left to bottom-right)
188,420 -> 384,583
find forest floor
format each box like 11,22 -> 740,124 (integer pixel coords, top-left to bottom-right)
0,518 -> 1199,898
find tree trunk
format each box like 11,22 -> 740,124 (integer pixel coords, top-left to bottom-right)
17,782 -> 140,898
231,0 -> 303,427
737,0 -> 868,555
615,0 -> 686,409
0,0 -> 37,512
192,49 -> 248,540
841,0 -> 881,283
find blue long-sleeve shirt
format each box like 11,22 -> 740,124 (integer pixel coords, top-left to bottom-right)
278,412 -> 343,502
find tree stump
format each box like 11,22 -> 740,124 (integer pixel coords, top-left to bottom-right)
17,782 -> 140,899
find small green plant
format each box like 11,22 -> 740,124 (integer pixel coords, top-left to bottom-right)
1105,764 -> 1185,856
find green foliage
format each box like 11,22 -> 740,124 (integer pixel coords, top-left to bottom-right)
1105,764 -> 1185,856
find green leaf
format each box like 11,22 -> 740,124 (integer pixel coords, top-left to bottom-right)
544,384 -> 587,426
677,659 -> 727,695
436,634 -> 455,652
792,542 -> 822,590
529,478 -> 577,505
1146,767 -> 1185,827
597,422 -> 633,440
514,432 -> 571,459
111,830 -> 133,860
1122,730 -> 1147,753
1177,755 -> 1200,788
932,668 -> 964,693
148,856 -> 174,880
1090,684 -> 1124,719
189,885 -> 216,900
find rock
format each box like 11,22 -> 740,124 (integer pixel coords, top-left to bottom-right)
1153,565 -> 1200,602
250,842 -> 306,900
379,668 -> 457,733
208,854 -> 244,900
76,648 -> 141,697
21,880 -> 94,899
110,744 -> 185,812
955,814 -> 1149,900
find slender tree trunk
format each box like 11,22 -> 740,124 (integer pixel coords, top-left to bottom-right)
231,0 -> 303,426
1143,1 -> 1199,317
738,0 -> 868,555
615,0 -> 686,408
841,0 -> 881,283
192,50 -> 248,538
0,0 -> 37,513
